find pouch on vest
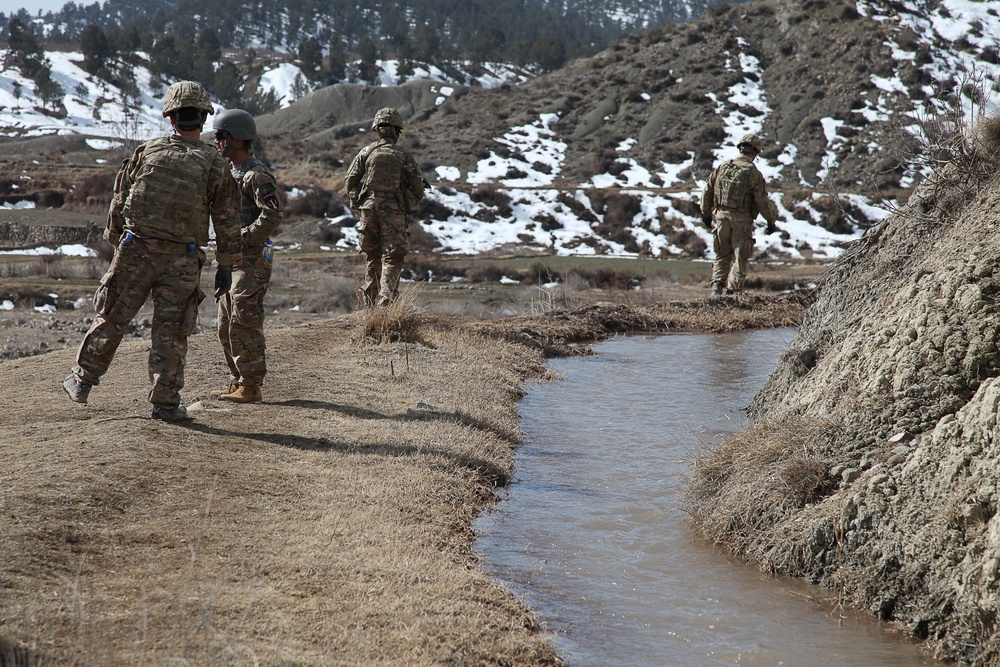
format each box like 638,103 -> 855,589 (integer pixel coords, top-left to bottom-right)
715,160 -> 751,210
401,183 -> 421,214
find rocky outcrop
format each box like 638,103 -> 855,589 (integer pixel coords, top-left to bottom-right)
688,119 -> 1000,665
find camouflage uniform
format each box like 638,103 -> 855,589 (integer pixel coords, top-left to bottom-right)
73,134 -> 242,409
701,152 -> 777,294
217,157 -> 281,388
345,108 -> 425,307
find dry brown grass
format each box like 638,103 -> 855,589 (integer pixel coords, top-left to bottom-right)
0,313 -> 560,666
684,416 -> 834,567
455,292 -> 810,356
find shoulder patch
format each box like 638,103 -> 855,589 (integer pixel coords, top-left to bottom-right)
263,193 -> 281,211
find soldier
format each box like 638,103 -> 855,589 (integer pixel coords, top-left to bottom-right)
62,81 -> 242,421
345,107 -> 425,307
209,108 -> 282,403
701,133 -> 778,296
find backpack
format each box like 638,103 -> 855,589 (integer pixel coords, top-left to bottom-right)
714,159 -> 753,210
363,140 -> 423,213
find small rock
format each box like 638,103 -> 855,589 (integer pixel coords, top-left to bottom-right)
842,468 -> 862,483
888,431 -> 914,444
890,444 -> 911,457
831,464 -> 847,478
887,453 -> 907,466
869,473 -> 890,490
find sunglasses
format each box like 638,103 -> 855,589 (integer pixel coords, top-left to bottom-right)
214,131 -> 229,141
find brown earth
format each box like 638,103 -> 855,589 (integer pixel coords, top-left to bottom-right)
0,292 -> 807,665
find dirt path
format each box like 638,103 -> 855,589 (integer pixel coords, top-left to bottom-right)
0,297 -> 806,665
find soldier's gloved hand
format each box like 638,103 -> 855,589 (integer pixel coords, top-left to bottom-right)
214,267 -> 232,300
766,222 -> 778,235
702,214 -> 713,230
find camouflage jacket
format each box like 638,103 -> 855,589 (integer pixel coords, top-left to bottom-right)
701,154 -> 777,225
345,138 -> 424,212
231,156 -> 282,252
107,134 -> 243,266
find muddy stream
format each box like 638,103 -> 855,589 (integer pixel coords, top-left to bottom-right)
476,330 -> 935,666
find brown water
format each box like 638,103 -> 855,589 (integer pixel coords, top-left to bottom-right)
476,330 -> 936,666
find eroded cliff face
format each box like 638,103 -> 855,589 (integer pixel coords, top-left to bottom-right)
689,126 -> 1000,664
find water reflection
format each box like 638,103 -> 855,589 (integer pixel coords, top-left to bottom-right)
476,330 -> 934,667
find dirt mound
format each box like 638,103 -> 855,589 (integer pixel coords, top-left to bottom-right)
687,128 -> 1000,664
256,78 -> 471,143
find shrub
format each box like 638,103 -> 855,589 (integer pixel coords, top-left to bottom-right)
466,263 -> 508,284
589,191 -> 643,253
64,169 -> 116,211
469,183 -> 512,213
284,187 -> 347,220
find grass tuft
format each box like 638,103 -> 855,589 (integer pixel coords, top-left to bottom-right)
683,416 -> 834,567
351,284 -> 425,346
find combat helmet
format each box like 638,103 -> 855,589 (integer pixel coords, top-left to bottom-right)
214,108 -> 256,141
162,80 -> 214,118
737,133 -> 762,153
371,107 -> 404,131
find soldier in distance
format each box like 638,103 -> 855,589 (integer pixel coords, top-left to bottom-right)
345,107 -> 426,308
700,133 -> 779,296
62,80 -> 242,421
209,108 -> 282,404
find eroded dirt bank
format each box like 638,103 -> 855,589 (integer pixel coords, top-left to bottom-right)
688,152 -> 1000,664
0,297 -> 805,665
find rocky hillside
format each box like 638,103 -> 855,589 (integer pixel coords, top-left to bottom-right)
687,116 -> 1000,664
256,0 -> 999,259
262,0 -> 1000,192
3,0 -> 999,261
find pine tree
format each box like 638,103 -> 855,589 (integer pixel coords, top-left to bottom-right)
80,24 -> 114,76
327,38 -> 346,83
356,36 -> 380,83
8,17 -> 45,78
298,36 -> 323,81
193,28 -> 222,87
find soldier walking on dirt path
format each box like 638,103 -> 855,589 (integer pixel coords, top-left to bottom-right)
701,133 -> 779,297
209,109 -> 282,404
62,81 -> 242,421
345,107 -> 426,308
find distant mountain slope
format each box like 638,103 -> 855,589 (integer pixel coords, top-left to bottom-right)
12,0 -> 743,69
372,0 -> 1000,193
2,0 -> 998,261
240,0 -> 1000,260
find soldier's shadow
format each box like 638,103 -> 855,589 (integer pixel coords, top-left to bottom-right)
178,399 -> 513,483
269,398 -> 518,443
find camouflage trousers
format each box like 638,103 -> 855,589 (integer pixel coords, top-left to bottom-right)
711,215 -> 755,293
74,236 -> 205,409
217,245 -> 272,386
359,205 -> 408,307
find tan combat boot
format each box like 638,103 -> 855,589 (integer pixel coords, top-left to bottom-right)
211,382 -> 238,397
218,385 -> 262,403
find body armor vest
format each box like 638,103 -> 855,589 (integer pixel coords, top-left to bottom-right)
123,137 -> 216,244
364,141 -> 406,194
